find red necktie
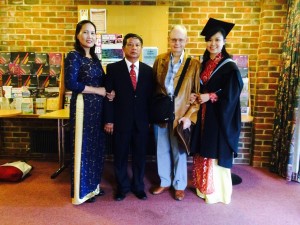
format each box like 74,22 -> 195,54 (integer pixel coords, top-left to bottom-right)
130,64 -> 137,90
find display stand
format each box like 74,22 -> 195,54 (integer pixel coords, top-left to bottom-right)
0,52 -> 65,115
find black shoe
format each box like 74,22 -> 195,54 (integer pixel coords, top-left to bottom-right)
96,189 -> 105,197
115,192 -> 126,201
86,197 -> 96,203
231,173 -> 243,185
134,191 -> 147,200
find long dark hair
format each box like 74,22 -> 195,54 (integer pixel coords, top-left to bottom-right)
74,20 -> 98,60
202,27 -> 231,70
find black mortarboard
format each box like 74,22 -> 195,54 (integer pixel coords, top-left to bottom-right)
200,18 -> 235,38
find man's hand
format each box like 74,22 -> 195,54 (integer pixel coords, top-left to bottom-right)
178,117 -> 191,130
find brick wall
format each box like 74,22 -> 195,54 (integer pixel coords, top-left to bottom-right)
235,122 -> 253,164
252,0 -> 287,167
0,0 -> 288,167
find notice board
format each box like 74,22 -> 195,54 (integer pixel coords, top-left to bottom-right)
77,5 -> 169,57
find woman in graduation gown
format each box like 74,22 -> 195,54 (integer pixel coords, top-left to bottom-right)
190,18 -> 244,204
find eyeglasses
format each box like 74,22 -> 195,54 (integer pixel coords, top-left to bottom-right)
169,38 -> 186,43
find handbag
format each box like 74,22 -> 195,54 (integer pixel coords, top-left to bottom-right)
150,94 -> 175,123
175,122 -> 194,155
150,57 -> 191,123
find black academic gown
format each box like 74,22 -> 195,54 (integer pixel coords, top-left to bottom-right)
190,57 -> 244,168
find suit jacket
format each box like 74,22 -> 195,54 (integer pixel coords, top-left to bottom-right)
153,52 -> 200,129
104,59 -> 153,132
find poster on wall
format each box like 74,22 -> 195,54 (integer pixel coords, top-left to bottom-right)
233,55 -> 250,115
95,34 -> 102,60
90,9 -> 106,33
79,9 -> 89,21
142,47 -> 158,67
101,34 -> 123,65
240,78 -> 250,115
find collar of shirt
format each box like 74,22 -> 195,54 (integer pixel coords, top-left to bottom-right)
125,58 -> 139,72
165,51 -> 185,96
170,50 -> 185,65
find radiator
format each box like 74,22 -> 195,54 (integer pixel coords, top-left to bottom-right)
30,130 -> 60,154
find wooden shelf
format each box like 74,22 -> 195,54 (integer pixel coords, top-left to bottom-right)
39,108 -> 69,120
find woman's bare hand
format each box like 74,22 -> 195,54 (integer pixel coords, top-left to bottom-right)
190,93 -> 199,104
199,93 -> 210,104
106,90 -> 115,101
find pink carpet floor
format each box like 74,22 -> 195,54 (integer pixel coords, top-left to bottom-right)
0,159 -> 299,225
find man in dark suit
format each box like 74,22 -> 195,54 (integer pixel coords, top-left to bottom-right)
104,33 -> 153,201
